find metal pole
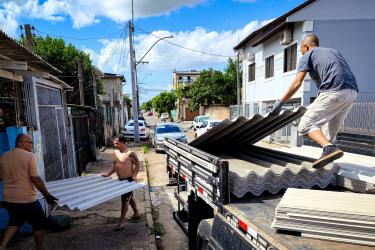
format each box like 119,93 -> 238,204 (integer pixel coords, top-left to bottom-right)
236,52 -> 241,105
129,21 -> 140,142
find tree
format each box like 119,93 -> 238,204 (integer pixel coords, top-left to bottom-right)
20,35 -> 96,106
188,58 -> 238,111
151,91 -> 176,121
141,100 -> 152,111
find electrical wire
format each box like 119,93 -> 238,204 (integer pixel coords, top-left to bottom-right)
35,28 -> 122,40
135,26 -> 235,58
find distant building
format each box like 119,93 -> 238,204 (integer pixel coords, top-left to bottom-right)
99,73 -> 126,145
173,70 -> 200,121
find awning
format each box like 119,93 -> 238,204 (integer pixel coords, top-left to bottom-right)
43,175 -> 146,211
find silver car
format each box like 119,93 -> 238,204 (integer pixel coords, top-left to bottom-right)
151,123 -> 187,152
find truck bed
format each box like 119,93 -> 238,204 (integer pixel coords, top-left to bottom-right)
228,192 -> 375,250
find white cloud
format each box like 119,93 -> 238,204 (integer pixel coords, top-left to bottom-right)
87,19 -> 271,74
0,0 -> 205,36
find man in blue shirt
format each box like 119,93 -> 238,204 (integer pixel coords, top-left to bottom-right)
271,34 -> 358,168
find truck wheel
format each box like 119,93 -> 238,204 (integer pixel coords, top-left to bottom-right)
196,219 -> 213,250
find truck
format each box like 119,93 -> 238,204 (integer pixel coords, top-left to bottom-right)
163,108 -> 373,250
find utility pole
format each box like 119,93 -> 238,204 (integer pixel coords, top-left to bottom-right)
76,59 -> 85,106
236,52 -> 241,105
129,20 -> 140,142
92,71 -> 98,110
24,24 -> 33,50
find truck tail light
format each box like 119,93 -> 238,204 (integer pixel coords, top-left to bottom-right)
239,219 -> 248,232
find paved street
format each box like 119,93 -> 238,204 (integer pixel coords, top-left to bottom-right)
8,148 -> 156,250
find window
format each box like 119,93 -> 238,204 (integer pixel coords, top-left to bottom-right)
284,43 -> 297,72
248,63 -> 255,82
265,55 -> 274,78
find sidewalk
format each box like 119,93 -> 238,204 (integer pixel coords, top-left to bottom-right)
8,147 -> 156,250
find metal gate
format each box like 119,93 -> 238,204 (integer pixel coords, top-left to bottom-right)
36,83 -> 70,181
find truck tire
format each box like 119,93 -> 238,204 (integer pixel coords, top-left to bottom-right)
196,219 -> 213,250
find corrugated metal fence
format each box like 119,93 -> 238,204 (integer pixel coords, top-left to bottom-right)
340,102 -> 375,136
230,102 -> 375,146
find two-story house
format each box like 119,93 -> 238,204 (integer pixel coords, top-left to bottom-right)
234,0 -> 375,149
173,70 -> 201,121
99,73 -> 126,144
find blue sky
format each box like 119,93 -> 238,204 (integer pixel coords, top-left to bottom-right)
0,0 -> 305,103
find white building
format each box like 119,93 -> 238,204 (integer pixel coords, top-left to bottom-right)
234,0 -> 375,116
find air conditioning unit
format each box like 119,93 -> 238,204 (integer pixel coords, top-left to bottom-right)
280,29 -> 292,45
247,52 -> 255,63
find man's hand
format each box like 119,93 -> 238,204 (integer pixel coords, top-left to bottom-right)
45,194 -> 59,205
270,100 -> 284,116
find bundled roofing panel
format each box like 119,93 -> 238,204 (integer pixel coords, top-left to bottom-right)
272,188 -> 375,246
190,107 -> 306,150
219,146 -> 339,197
189,107 -> 338,197
44,175 -> 146,210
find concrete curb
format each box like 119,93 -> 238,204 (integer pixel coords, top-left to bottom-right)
144,157 -> 157,250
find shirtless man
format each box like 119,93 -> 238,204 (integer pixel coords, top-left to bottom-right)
102,136 -> 140,230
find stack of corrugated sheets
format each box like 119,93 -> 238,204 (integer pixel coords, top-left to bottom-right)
272,188 -> 375,246
190,107 -> 339,198
219,147 -> 339,197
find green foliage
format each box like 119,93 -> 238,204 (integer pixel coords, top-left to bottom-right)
151,91 -> 176,120
20,35 -> 96,105
188,58 -> 238,111
123,95 -> 132,107
141,100 -> 152,111
96,78 -> 106,95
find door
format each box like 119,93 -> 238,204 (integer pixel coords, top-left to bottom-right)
36,83 -> 70,181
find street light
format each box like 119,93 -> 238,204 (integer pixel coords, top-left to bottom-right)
136,35 -> 174,67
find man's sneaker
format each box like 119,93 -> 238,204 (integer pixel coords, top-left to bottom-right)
312,145 -> 343,168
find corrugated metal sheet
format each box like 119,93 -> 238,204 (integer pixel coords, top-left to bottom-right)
189,106 -> 306,151
220,146 -> 338,197
43,175 -> 146,210
272,188 -> 375,246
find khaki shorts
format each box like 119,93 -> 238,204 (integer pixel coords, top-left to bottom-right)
298,89 -> 357,143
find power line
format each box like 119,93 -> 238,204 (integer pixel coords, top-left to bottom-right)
135,26 -> 235,58
35,28 -> 122,40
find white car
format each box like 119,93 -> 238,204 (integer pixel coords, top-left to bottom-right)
123,120 -> 148,139
193,115 -> 209,130
196,120 -> 222,137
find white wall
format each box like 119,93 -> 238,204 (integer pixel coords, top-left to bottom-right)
243,22 -> 306,104
287,0 -> 375,22
314,19 -> 375,102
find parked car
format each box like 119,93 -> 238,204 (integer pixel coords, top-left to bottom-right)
195,119 -> 222,137
123,119 -> 148,140
192,115 -> 209,130
160,113 -> 169,121
151,123 -> 187,152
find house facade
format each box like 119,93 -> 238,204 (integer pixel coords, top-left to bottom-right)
99,73 -> 126,145
235,0 -> 375,115
173,70 -> 200,121
0,30 -> 75,230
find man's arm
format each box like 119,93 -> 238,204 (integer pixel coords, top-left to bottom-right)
271,71 -> 307,115
281,71 -> 307,101
30,176 -> 50,197
102,162 -> 116,177
129,152 -> 140,180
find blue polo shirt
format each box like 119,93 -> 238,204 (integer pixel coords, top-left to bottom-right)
297,47 -> 358,93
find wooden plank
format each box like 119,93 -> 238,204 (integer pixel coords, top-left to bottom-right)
13,70 -> 49,78
0,68 -> 23,81
0,60 -> 27,70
